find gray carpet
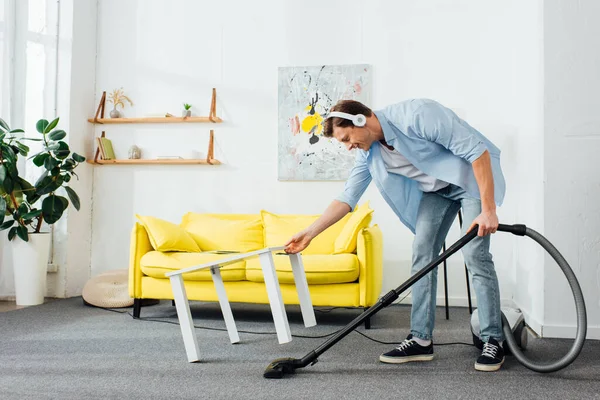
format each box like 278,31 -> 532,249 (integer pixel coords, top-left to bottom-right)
0,298 -> 599,399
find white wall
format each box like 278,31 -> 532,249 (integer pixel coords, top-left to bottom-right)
543,0 -> 600,338
89,0 -> 545,317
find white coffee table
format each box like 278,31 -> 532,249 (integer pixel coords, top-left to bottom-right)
165,246 -> 316,362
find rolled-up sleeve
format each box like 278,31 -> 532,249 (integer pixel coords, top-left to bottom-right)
335,151 -> 372,210
412,101 -> 487,163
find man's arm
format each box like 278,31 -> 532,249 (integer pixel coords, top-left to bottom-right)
284,200 -> 351,253
285,151 -> 371,253
468,150 -> 499,236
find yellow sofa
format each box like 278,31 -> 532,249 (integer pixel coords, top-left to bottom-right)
128,203 -> 383,325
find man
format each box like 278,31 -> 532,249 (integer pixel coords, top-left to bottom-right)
284,98 -> 506,372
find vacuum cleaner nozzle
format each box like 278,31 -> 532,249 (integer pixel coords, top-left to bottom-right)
263,357 -> 305,379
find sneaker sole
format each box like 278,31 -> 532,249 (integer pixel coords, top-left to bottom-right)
474,359 -> 504,372
379,354 -> 434,364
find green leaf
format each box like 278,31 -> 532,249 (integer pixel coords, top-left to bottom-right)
9,129 -> 24,133
0,165 -> 5,185
36,119 -> 49,134
42,195 -> 67,224
22,137 -> 43,142
72,153 -> 86,163
3,175 -> 13,194
32,153 -> 49,166
16,225 -> 28,241
0,118 -> 9,132
45,118 -> 59,133
44,156 -> 59,171
21,209 -> 42,220
6,163 -> 18,179
8,226 -> 16,240
0,197 -> 5,225
35,176 -> 59,195
54,141 -> 70,159
64,186 -> 80,211
61,161 -> 75,171
63,174 -> 72,183
48,129 -> 66,141
15,142 -> 29,156
59,196 -> 68,209
17,202 -> 28,215
1,144 -> 16,164
45,143 -> 60,151
0,220 -> 14,231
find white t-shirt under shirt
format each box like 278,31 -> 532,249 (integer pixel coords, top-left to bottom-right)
378,142 -> 449,192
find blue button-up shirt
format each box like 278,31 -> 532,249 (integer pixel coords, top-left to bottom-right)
335,99 -> 506,234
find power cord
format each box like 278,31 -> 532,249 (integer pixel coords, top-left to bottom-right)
94,290 -> 474,347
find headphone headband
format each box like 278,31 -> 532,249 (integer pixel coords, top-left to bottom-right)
326,111 -> 367,127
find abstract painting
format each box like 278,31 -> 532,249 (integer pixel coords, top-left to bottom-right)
278,64 -> 371,181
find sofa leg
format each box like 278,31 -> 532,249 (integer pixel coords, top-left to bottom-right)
363,307 -> 371,330
133,299 -> 142,319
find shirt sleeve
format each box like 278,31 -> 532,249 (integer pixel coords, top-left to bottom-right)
411,101 -> 488,163
335,151 -> 372,210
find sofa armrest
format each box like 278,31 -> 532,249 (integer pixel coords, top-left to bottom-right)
356,224 -> 383,307
129,222 -> 153,298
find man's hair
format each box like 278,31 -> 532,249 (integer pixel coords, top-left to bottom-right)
323,100 -> 373,138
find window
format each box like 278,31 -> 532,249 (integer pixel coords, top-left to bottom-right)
0,0 -> 59,181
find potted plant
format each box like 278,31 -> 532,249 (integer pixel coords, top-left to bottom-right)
182,103 -> 192,117
0,117 -> 85,305
108,88 -> 133,118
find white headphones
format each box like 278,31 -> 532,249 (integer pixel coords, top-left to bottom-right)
326,111 -> 367,127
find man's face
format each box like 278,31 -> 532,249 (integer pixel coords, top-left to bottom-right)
332,125 -> 372,151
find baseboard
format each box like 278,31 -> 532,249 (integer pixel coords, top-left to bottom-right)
540,324 -> 600,340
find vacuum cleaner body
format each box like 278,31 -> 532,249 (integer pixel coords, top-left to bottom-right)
471,307 -> 528,354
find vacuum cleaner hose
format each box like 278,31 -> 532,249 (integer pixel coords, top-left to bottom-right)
499,225 -> 587,372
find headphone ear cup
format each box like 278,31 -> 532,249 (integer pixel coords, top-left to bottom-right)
353,114 -> 366,127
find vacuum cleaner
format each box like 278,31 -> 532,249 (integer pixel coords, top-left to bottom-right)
263,223 -> 587,378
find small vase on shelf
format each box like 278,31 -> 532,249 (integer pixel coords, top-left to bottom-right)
128,145 -> 141,159
110,108 -> 121,118
182,103 -> 192,118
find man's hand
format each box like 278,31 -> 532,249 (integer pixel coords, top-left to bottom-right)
468,210 -> 499,237
284,231 -> 313,254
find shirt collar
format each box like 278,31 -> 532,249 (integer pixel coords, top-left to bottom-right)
373,110 -> 397,146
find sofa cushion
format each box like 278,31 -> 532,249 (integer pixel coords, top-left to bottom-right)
135,214 -> 201,252
334,202 -> 374,254
260,210 -> 351,255
140,251 -> 246,281
180,213 -> 263,252
245,254 -> 359,284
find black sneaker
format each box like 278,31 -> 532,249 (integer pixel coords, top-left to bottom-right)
475,338 -> 505,371
379,334 -> 434,364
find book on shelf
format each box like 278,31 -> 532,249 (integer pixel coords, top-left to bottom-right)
96,137 -> 116,160
100,137 -> 116,160
96,137 -> 106,159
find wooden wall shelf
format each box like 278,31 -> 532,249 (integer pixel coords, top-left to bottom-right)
87,159 -> 221,165
87,116 -> 222,124
88,88 -> 221,166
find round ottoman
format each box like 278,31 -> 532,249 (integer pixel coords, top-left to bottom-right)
82,269 -> 134,308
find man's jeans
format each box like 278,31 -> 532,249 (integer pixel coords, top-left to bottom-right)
410,184 -> 504,343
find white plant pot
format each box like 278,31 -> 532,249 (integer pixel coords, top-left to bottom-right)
12,232 -> 52,306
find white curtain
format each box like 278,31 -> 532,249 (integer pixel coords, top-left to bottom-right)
0,0 -> 60,298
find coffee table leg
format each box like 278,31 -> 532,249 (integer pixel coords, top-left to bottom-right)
169,275 -> 201,362
288,253 -> 317,327
210,267 -> 240,344
259,252 -> 292,344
